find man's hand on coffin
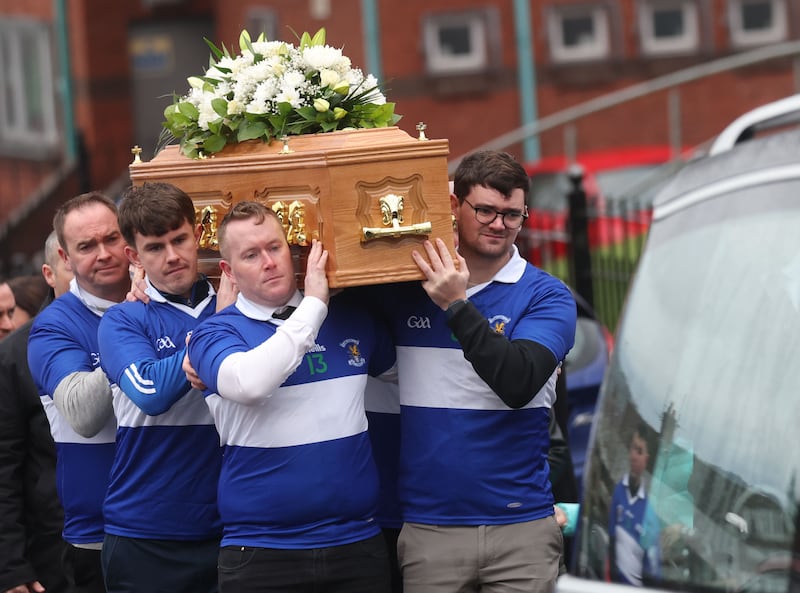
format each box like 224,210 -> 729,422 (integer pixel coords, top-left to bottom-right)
411,238 -> 469,310
303,239 -> 329,305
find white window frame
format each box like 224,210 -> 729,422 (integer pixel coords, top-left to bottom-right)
245,7 -> 279,42
0,19 -> 58,153
639,0 -> 700,55
728,0 -> 788,47
422,11 -> 489,75
547,4 -> 611,63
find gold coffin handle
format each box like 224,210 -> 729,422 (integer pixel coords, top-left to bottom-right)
361,193 -> 432,242
362,221 -> 432,242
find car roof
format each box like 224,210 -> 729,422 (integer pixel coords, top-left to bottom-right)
651,127 -> 800,220
708,93 -> 800,155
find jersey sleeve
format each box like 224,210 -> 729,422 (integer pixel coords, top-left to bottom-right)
98,303 -> 191,416
29,315 -> 96,397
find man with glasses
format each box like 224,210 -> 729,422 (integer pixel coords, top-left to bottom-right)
380,150 -> 576,592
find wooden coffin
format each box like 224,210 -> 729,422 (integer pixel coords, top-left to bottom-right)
128,126 -> 453,288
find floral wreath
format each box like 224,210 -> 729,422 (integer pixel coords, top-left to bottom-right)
162,28 -> 402,158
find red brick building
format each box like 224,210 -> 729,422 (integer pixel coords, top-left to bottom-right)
1,0 -> 798,270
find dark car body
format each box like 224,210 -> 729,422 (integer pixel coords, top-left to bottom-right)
561,111 -> 800,593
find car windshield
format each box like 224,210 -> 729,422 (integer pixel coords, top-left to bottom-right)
576,178 -> 800,593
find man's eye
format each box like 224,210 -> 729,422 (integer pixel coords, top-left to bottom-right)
505,213 -> 523,221
477,207 -> 494,216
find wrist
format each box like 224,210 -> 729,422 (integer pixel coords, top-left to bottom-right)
445,298 -> 469,320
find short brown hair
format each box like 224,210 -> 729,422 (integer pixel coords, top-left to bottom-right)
53,192 -> 118,253
8,275 -> 50,317
217,201 -> 283,259
452,150 -> 529,204
117,182 -> 196,247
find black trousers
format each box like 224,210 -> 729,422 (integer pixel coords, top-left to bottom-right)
217,533 -> 391,593
101,534 -> 218,593
63,545 -> 105,593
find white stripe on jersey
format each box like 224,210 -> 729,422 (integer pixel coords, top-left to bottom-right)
111,385 -> 214,428
397,346 -> 557,411
208,374 -> 369,448
124,364 -> 156,394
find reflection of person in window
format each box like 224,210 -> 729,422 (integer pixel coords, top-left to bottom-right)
608,422 -> 661,585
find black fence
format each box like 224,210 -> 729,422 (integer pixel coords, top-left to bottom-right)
517,173 -> 651,334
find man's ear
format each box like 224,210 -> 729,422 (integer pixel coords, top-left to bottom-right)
125,245 -> 143,268
194,223 -> 203,245
220,259 -> 234,281
42,264 -> 57,290
58,247 -> 73,272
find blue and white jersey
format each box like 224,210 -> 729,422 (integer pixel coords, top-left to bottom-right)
98,282 -> 222,540
609,476 -> 661,585
364,377 -> 402,529
383,249 -> 575,526
28,288 -> 117,545
188,293 -> 395,549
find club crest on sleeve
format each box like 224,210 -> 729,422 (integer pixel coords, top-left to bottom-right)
488,315 -> 510,335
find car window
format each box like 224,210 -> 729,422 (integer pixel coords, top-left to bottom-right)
576,178 -> 800,593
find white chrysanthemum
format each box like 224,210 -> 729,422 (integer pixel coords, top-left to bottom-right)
232,78 -> 259,105
302,45 -> 344,71
245,98 -> 268,115
252,78 -> 279,103
215,81 -> 233,97
196,94 -> 220,130
280,69 -> 305,91
275,86 -> 302,108
345,68 -> 366,87
251,40 -> 289,58
333,55 -> 351,75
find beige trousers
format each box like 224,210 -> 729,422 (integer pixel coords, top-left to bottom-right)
397,516 -> 563,593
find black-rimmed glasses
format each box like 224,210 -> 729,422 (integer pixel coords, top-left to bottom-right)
462,199 -> 528,229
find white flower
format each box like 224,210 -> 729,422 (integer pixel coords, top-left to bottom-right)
319,69 -> 340,89
302,45 -> 344,71
276,87 -> 302,108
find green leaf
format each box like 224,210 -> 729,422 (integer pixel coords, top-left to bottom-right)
207,119 -> 222,135
203,37 -> 224,61
203,134 -> 227,153
310,28 -> 326,47
211,98 -> 228,118
237,120 -> 268,141
295,106 -> 317,122
177,102 -> 199,120
239,30 -> 252,53
300,31 -> 312,49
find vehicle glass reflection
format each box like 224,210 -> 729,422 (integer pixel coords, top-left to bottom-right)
577,180 -> 800,593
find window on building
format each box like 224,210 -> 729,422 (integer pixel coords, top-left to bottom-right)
245,7 -> 279,41
0,19 -> 58,156
728,0 -> 787,47
422,9 -> 498,75
547,4 -> 611,63
639,0 -> 701,55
